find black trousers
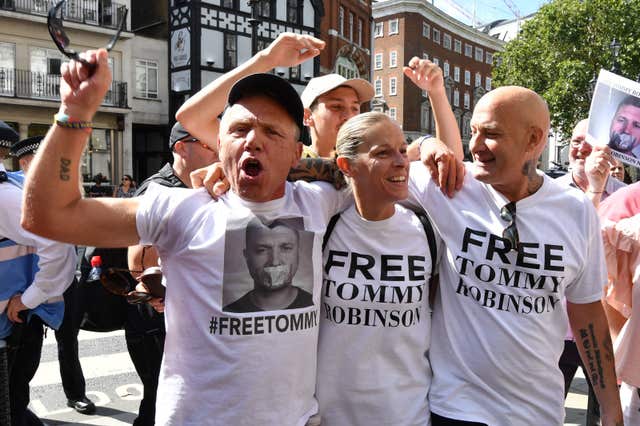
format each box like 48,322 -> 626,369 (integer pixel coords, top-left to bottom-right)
6,314 -> 44,426
431,412 -> 488,426
54,279 -> 87,401
125,303 -> 165,426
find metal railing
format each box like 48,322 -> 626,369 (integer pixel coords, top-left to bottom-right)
0,68 -> 128,107
0,0 -> 127,30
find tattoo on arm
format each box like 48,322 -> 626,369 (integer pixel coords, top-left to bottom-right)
288,158 -> 346,189
579,323 -> 607,389
59,157 -> 71,181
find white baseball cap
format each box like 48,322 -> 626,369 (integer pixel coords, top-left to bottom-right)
300,74 -> 375,109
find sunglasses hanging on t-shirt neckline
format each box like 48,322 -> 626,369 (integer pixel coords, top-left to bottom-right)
500,201 -> 520,252
47,0 -> 128,70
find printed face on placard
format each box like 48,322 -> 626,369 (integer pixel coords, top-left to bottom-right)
609,104 -> 640,156
222,217 -> 314,313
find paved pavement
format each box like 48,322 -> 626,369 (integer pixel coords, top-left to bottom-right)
28,329 -> 592,425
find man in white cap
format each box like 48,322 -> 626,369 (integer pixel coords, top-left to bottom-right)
299,74 -> 373,158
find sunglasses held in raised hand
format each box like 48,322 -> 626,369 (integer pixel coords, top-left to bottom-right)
100,266 -> 165,305
47,0 -> 128,69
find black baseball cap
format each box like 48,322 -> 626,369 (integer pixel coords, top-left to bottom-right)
169,122 -> 194,151
227,73 -> 306,140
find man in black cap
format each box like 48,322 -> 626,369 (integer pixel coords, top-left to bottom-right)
1,122 -> 76,425
10,134 -> 96,415
10,136 -> 43,174
24,47 -> 349,424
0,121 -> 17,163
123,121 -> 218,425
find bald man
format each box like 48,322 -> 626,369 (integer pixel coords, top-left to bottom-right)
556,119 -> 625,208
407,86 -> 623,425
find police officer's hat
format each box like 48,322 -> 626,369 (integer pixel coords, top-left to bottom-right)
0,120 -> 19,149
11,136 -> 44,160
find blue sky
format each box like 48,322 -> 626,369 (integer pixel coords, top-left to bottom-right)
432,0 -> 548,27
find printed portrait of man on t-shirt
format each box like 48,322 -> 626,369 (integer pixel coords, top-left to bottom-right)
223,217 -> 314,313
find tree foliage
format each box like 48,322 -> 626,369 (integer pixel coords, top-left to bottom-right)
493,0 -> 640,139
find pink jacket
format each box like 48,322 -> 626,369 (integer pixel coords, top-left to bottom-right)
599,182 -> 640,387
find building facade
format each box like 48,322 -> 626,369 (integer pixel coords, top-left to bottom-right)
168,0 -> 323,124
372,0 -> 504,155
0,0 -> 172,189
319,0 -> 371,81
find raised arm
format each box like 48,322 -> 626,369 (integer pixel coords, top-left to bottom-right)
22,49 -> 139,247
584,145 -> 615,208
404,57 -> 463,161
567,300 -> 623,426
176,33 -> 325,146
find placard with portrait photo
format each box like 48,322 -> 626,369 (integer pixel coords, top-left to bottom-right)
587,69 -> 640,168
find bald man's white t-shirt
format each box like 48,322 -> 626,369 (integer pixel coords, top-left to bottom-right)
407,162 -> 604,425
137,181 -> 347,425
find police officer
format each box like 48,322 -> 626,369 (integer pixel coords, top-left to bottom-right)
1,124 -> 76,425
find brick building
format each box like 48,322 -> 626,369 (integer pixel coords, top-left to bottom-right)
319,0 -> 371,80
372,0 -> 504,155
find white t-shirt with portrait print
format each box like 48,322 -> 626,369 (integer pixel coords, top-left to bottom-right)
407,162 -> 605,426
317,203 -> 441,426
136,181 -> 347,426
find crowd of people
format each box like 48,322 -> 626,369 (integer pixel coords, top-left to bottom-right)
1,31 -> 638,426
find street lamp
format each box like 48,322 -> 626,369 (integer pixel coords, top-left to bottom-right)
609,38 -> 621,74
588,74 -> 597,99
248,0 -> 262,55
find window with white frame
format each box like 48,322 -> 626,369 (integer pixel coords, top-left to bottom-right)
443,34 -> 452,50
443,62 -> 450,77
0,42 -> 15,95
475,72 -> 481,87
464,70 -> 470,85
464,92 -> 470,109
433,28 -> 440,44
374,53 -> 383,70
453,89 -> 459,107
374,22 -> 383,37
465,44 -> 472,57
339,6 -> 344,36
486,52 -> 493,65
349,12 -> 354,41
421,102 -> 430,131
388,107 -> 397,121
475,47 -> 484,62
336,56 -> 360,79
433,57 -> 439,66
358,18 -> 363,46
463,115 -> 471,138
454,39 -> 462,53
454,66 -> 460,82
389,50 -> 397,68
30,47 -> 63,98
135,59 -> 158,99
389,18 -> 399,35
286,0 -> 301,23
422,22 -> 430,38
374,78 -> 382,97
389,77 -> 397,95
224,33 -> 237,68
423,52 -> 429,60
485,76 -> 492,91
